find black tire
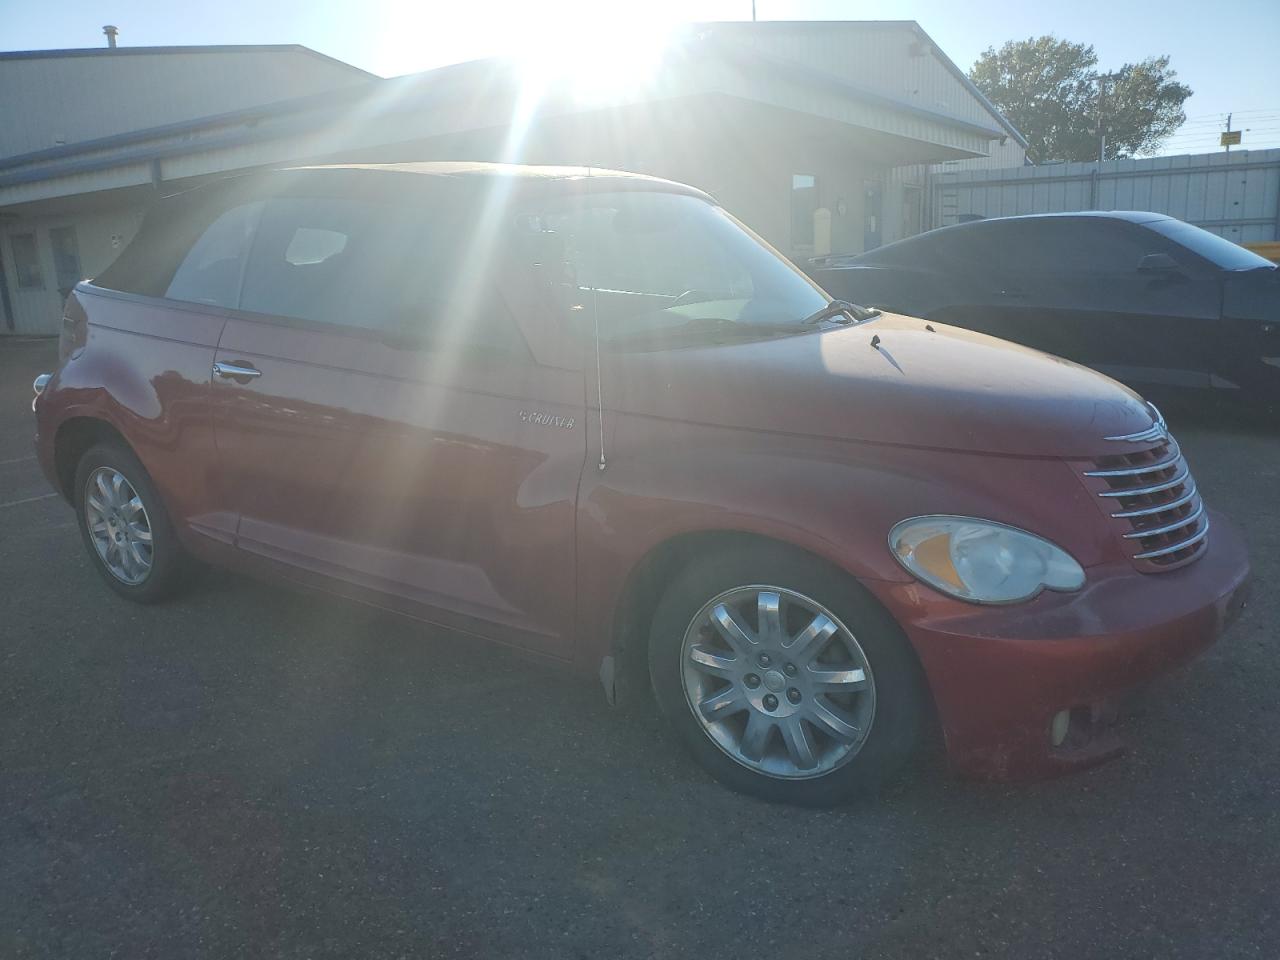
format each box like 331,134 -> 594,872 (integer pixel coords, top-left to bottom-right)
648,544 -> 928,806
73,441 -> 187,603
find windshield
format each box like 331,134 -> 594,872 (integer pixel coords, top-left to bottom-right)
532,191 -> 830,344
1146,218 -> 1275,271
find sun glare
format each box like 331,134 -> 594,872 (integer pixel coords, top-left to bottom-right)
510,12 -> 682,103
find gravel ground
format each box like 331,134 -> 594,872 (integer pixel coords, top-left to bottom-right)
1,337 -> 1276,959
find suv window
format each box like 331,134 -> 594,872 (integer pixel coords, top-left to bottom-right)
239,195 -> 528,354
165,201 -> 262,308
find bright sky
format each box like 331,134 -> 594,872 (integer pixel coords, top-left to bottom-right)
6,0 -> 1279,155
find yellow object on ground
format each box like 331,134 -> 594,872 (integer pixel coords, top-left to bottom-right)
1243,241 -> 1280,263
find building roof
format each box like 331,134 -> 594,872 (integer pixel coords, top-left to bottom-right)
0,43 -> 376,78
0,23 -> 1027,203
698,20 -> 1028,149
290,161 -> 682,182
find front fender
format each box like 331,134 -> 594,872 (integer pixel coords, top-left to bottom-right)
574,414 -> 1110,675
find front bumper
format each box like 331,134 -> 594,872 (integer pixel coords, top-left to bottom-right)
871,508 -> 1251,780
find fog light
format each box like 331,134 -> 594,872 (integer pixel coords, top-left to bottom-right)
1050,709 -> 1071,747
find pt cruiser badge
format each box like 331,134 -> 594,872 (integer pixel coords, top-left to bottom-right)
519,410 -> 576,430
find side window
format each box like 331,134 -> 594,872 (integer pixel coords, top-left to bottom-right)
239,196 -> 529,356
986,221 -> 1150,275
165,202 -> 262,308
551,204 -> 752,300
925,227 -> 1003,271
523,191 -> 824,344
240,197 -> 395,328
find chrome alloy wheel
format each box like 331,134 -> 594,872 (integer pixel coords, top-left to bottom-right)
84,466 -> 154,586
680,585 -> 876,780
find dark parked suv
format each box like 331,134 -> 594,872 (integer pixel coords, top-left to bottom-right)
31,164 -> 1250,804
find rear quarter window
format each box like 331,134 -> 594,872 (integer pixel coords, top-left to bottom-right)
164,202 -> 263,308
1145,218 -> 1274,271
94,183 -> 259,299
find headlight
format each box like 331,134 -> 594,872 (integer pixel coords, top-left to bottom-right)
889,516 -> 1085,604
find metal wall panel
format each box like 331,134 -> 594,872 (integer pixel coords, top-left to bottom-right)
0,50 -> 369,160
725,22 -> 1002,134
931,148 -> 1280,243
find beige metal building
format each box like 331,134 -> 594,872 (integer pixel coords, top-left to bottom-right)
0,43 -> 374,334
0,21 -> 1026,335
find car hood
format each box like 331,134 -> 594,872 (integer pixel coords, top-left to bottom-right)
607,313 -> 1155,458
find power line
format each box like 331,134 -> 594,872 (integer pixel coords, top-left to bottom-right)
1177,116 -> 1280,127
1183,108 -> 1279,119
1163,128 -> 1280,140
1174,116 -> 1280,127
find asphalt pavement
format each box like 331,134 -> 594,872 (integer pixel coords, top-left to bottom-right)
1,337 -> 1276,959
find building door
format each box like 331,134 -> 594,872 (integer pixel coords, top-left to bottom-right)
0,245 -> 13,331
863,180 -> 883,251
901,185 -> 923,239
791,174 -> 819,258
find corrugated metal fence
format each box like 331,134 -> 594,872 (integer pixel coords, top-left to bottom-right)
930,148 -> 1280,245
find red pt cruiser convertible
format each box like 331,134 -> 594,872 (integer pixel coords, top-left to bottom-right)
32,163 -> 1251,804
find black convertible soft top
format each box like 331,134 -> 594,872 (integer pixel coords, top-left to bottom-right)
95,161 -> 714,298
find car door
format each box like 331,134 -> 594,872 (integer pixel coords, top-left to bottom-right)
936,219 -> 1221,393
210,186 -> 586,657
1146,216 -> 1280,405
117,190 -> 266,548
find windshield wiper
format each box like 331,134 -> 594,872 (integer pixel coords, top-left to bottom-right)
799,299 -> 881,326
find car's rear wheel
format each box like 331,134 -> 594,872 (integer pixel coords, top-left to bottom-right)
74,443 -> 186,603
649,545 -> 926,805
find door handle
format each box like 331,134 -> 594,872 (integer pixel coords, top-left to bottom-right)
213,361 -> 262,380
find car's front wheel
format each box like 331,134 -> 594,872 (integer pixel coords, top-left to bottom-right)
649,545 -> 927,805
73,442 -> 186,603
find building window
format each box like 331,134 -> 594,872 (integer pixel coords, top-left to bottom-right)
49,226 -> 83,298
791,174 -> 818,250
11,233 -> 44,289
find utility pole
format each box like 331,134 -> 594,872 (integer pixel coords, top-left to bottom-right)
1219,113 -> 1243,153
751,1 -> 757,21
1096,73 -> 1113,165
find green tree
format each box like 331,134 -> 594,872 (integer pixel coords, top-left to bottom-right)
969,36 -> 1192,162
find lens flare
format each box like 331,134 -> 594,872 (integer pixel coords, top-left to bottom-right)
510,11 -> 681,103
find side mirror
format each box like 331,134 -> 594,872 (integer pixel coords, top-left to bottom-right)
1138,252 -> 1180,273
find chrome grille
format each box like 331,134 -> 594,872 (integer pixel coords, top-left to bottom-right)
1083,406 -> 1208,571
